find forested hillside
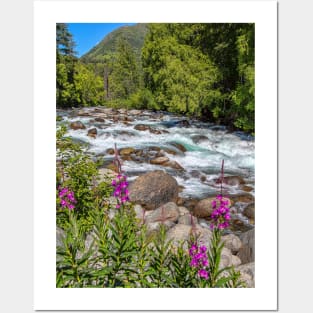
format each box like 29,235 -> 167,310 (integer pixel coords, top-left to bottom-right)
56,23 -> 254,133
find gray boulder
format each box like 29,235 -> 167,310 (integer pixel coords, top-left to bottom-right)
129,170 -> 179,210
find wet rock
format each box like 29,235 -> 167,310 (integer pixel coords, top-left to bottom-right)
176,119 -> 190,127
105,163 -> 119,173
145,202 -> 180,224
106,148 -> 114,155
241,185 -> 254,192
70,121 -> 86,130
215,175 -> 245,186
169,142 -> 187,152
237,229 -> 255,264
77,110 -> 92,117
129,170 -> 179,210
94,117 -> 105,122
191,135 -> 209,143
150,157 -> 169,165
243,203 -> 255,219
230,194 -> 255,204
163,160 -> 184,171
119,147 -> 135,156
87,128 -> 97,138
134,124 -> 150,131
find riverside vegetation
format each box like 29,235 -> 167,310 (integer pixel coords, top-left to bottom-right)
57,23 -> 254,134
56,126 -> 246,288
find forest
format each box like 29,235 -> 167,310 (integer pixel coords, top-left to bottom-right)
56,23 -> 254,133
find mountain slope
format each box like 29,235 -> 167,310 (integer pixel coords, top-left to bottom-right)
81,23 -> 148,63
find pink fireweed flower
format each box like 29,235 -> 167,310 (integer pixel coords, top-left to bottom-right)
58,186 -> 76,210
198,269 -> 209,279
210,194 -> 231,230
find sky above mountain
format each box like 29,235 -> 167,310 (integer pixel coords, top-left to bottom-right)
68,23 -> 136,57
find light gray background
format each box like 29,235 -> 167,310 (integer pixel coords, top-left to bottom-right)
1,0 -> 311,312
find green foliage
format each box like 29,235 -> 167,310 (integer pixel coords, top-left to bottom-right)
56,125 -> 113,231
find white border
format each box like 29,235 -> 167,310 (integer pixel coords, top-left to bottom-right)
34,0 -> 277,310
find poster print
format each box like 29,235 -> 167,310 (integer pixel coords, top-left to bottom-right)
34,1 -> 277,310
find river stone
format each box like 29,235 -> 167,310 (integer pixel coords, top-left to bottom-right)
237,228 -> 255,264
129,170 -> 179,210
222,234 -> 242,253
230,194 -> 255,204
94,117 -> 105,122
241,185 -> 254,192
150,157 -> 169,165
163,160 -> 184,171
134,124 -> 150,131
191,135 -> 209,143
178,206 -> 189,216
70,121 -> 86,130
169,142 -> 187,152
231,255 -> 242,267
119,147 -> 135,156
243,203 -> 255,219
106,148 -> 114,155
98,168 -> 116,183
178,214 -> 198,225
219,247 -> 233,269
129,109 -> 142,115
87,128 -> 97,138
145,202 -> 179,224
147,221 -> 175,236
215,175 -> 245,186
56,226 -> 65,248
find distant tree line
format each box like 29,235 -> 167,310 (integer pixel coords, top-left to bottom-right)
56,23 -> 254,133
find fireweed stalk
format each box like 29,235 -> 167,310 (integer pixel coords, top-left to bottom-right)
111,144 -> 130,208
58,186 -> 77,210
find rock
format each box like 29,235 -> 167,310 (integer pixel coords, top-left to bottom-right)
105,163 -> 119,173
87,128 -> 97,138
163,160 -> 184,171
230,194 -> 254,203
236,262 -> 255,287
133,204 -> 145,221
231,255 -> 242,267
129,109 -> 142,115
145,202 -> 180,224
169,142 -> 187,152
134,124 -> 150,131
221,234 -> 242,253
56,227 -> 65,247
77,110 -> 92,117
150,128 -> 163,135
237,229 -> 255,264
178,206 -> 189,216
70,121 -> 86,130
106,148 -> 114,155
219,247 -> 233,269
191,135 -> 209,143
178,214 -> 198,225
166,224 -> 212,249
129,170 -> 179,210
94,117 -> 105,122
146,221 -> 175,236
98,168 -> 116,183
243,203 -> 255,219
176,119 -> 190,127
215,175 -> 245,186
150,157 -> 169,165
193,196 -> 231,218
119,147 -> 135,156
241,185 -> 254,192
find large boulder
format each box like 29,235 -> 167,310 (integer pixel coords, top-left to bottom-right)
236,262 -> 255,287
129,170 -> 179,210
237,228 -> 255,264
70,121 -> 86,130
193,196 -> 231,218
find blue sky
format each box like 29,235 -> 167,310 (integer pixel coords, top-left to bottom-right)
68,23 -> 136,57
